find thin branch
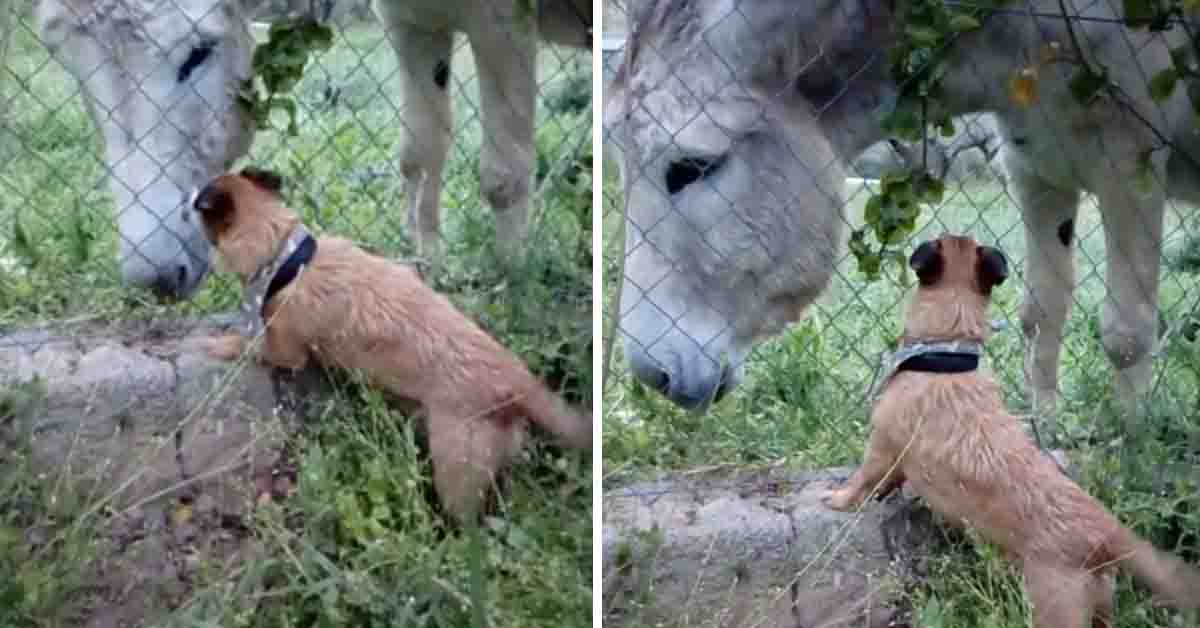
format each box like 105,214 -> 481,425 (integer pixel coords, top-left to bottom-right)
1057,0 -> 1098,77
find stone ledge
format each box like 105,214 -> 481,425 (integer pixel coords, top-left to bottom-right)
0,314 -> 335,628
1,314 -> 330,512
603,467 -> 948,628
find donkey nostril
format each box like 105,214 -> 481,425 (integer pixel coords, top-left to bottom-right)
650,369 -> 670,395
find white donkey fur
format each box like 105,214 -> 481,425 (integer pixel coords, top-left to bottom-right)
35,0 -> 258,298
18,0 -> 589,298
606,0 -> 1200,425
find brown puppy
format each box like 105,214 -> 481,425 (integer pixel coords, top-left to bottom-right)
820,234 -> 1200,627
190,167 -> 591,523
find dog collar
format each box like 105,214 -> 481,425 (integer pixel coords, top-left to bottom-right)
869,339 -> 984,402
241,224 -> 317,337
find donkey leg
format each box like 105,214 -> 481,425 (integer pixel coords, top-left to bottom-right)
1094,168 -> 1166,419
375,6 -> 452,260
467,18 -> 537,262
1009,163 -> 1081,437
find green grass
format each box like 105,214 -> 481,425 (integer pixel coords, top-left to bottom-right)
602,165 -> 1200,626
162,384 -> 592,628
0,18 -> 592,628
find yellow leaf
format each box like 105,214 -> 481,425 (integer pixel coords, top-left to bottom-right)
1009,67 -> 1039,108
172,503 -> 193,526
1038,42 -> 1063,66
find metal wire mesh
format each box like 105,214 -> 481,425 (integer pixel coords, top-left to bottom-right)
0,0 -> 592,335
602,0 -> 1200,624
0,2 -> 593,624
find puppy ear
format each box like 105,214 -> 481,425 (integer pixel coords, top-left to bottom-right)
239,167 -> 284,194
977,245 -> 1009,293
909,239 -> 943,286
193,184 -> 232,219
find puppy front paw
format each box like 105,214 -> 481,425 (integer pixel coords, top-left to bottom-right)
205,334 -> 248,361
819,487 -> 861,512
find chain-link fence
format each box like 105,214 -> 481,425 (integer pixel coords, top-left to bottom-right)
0,0 -> 592,318
602,1 -> 1200,625
0,1 -> 592,625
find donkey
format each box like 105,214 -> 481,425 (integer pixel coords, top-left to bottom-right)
605,0 -> 1200,428
26,0 -> 590,299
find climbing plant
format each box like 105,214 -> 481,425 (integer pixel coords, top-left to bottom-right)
238,17 -> 335,136
854,0 -> 1200,281
852,0 -> 1006,281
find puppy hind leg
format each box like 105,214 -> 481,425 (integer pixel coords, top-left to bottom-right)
1023,563 -> 1091,628
426,407 -> 517,524
1090,571 -> 1115,628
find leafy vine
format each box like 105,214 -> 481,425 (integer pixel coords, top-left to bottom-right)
237,18 -> 335,136
855,0 -> 1200,282
853,0 -> 1007,281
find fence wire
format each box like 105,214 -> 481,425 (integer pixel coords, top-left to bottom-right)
0,2 -> 593,625
0,0 -> 592,341
602,0 -> 1200,625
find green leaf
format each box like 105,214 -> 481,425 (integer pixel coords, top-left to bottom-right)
848,230 -> 882,281
919,595 -> 946,628
889,249 -> 913,288
880,169 -> 912,193
1188,79 -> 1200,118
1068,67 -> 1108,104
1170,44 -> 1193,72
1149,67 -> 1179,102
69,208 -> 92,265
11,217 -> 38,268
1123,0 -> 1158,26
904,25 -> 942,46
948,14 -> 982,32
914,173 -> 946,204
863,195 -> 883,226
880,108 -> 923,142
936,115 -> 956,138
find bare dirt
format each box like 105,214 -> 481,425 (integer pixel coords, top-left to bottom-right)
0,315 -> 328,627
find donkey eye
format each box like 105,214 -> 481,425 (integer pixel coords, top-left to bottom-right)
177,41 -> 216,83
665,155 -> 726,195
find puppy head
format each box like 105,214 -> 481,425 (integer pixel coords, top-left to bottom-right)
903,233 -> 1009,341
190,167 -> 295,277
908,233 -> 1008,296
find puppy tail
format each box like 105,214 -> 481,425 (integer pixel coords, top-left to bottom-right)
518,384 -> 592,451
1115,529 -> 1200,610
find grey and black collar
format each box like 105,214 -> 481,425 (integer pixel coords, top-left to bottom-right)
240,224 -> 316,337
868,339 -> 984,402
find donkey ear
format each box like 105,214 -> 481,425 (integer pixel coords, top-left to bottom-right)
240,167 -> 284,194
908,239 -> 944,286
977,245 -> 1009,294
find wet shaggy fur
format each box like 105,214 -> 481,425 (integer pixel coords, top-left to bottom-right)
191,167 -> 592,523
819,234 -> 1200,627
